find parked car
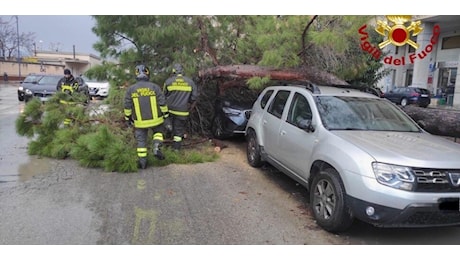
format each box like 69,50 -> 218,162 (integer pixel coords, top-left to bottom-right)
384,86 -> 431,108
211,97 -> 253,139
24,75 -> 89,103
82,76 -> 110,99
245,83 -> 460,233
18,74 -> 44,101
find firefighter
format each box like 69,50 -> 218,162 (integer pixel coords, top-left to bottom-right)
163,63 -> 199,150
124,64 -> 169,169
56,68 -> 81,126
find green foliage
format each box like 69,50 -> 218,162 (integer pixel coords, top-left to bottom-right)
16,94 -> 219,173
70,125 -> 139,172
246,76 -> 271,90
91,15 -> 386,88
16,98 -> 44,138
153,142 -> 219,166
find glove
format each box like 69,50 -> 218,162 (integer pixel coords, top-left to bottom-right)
164,117 -> 172,132
125,116 -> 133,128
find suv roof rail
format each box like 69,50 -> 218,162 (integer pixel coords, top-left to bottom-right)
331,84 -> 381,97
304,81 -> 321,94
284,82 -> 321,94
278,80 -> 321,94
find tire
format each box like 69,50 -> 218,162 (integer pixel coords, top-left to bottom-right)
310,168 -> 353,233
18,95 -> 24,102
246,130 -> 263,168
400,98 -> 408,107
211,116 -> 226,139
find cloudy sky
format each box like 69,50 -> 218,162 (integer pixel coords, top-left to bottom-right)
15,15 -> 99,55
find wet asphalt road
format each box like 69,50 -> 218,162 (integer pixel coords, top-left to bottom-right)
1,82 -> 460,245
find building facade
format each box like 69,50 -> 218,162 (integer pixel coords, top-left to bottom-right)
1,50 -> 102,81
377,15 -> 460,107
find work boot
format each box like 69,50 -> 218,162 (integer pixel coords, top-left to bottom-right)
153,142 -> 165,160
153,149 -> 165,160
173,141 -> 182,151
138,157 -> 147,169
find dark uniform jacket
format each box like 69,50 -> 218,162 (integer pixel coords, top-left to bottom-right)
56,75 -> 80,104
124,80 -> 169,128
163,74 -> 199,117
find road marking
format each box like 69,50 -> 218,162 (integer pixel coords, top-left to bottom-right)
132,207 -> 157,244
137,179 -> 146,190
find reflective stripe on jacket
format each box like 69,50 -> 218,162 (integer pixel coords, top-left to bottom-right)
164,74 -> 198,117
57,76 -> 79,104
124,80 -> 168,128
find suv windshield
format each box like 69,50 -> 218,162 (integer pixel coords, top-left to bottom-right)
316,96 -> 421,132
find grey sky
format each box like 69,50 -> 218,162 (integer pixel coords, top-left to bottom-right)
11,15 -> 99,56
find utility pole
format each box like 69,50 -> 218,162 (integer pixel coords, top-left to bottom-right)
14,15 -> 21,79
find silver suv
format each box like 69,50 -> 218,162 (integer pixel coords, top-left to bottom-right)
245,83 -> 460,233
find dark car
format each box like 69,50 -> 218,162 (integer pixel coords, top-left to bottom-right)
18,74 -> 44,101
24,75 -> 89,103
211,97 -> 253,139
384,86 -> 431,108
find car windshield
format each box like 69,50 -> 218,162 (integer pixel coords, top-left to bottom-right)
23,75 -> 42,83
315,96 -> 421,132
39,75 -> 61,85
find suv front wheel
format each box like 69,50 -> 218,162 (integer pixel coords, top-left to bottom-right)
310,168 -> 353,233
246,130 -> 263,167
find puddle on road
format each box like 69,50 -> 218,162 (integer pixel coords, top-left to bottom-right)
17,156 -> 52,182
0,155 -> 52,185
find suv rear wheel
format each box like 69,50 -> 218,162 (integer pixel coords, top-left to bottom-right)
310,168 -> 353,233
246,130 -> 263,167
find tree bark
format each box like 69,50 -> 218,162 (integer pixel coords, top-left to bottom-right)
402,105 -> 460,138
198,65 -> 349,86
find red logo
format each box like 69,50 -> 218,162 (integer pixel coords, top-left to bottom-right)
358,16 -> 440,66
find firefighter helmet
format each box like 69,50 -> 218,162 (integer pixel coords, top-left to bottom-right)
172,63 -> 184,75
135,64 -> 150,80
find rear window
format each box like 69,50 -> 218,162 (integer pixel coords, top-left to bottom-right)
415,88 -> 430,94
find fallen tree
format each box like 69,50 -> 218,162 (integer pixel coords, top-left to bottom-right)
198,64 -> 349,94
195,64 -> 460,140
199,64 -> 349,84
402,105 -> 460,138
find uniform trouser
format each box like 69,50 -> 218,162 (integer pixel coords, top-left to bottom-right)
134,125 -> 164,159
171,114 -> 187,144
60,101 -> 75,126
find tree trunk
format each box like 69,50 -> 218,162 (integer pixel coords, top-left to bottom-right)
198,65 -> 349,86
402,105 -> 460,138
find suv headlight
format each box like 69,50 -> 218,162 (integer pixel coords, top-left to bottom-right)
25,89 -> 33,95
18,86 -> 24,91
372,162 -> 415,191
